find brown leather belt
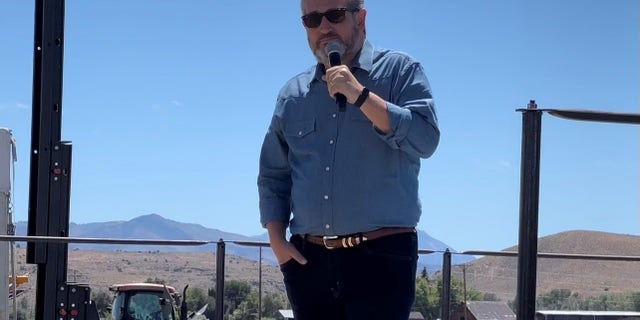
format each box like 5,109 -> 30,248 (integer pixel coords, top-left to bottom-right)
303,227 -> 415,250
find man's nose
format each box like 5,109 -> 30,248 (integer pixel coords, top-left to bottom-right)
318,16 -> 333,33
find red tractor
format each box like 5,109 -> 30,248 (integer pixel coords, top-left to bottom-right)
109,283 -> 206,320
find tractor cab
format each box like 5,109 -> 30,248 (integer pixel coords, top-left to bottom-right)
109,283 -> 179,320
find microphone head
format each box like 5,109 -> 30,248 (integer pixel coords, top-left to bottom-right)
324,41 -> 345,56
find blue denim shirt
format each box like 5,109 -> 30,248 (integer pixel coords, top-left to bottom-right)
258,40 -> 439,236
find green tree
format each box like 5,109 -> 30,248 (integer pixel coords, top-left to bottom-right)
591,294 -> 610,310
185,286 -> 214,317
186,286 -> 209,310
437,276 -> 482,308
92,290 -> 114,316
412,273 -> 485,319
227,290 -> 289,320
230,291 -> 259,320
420,266 -> 429,280
224,280 -> 252,314
261,292 -> 289,318
535,289 -> 640,311
630,292 -> 640,311
587,293 -> 631,311
536,288 -> 572,310
205,280 -> 288,320
413,276 -> 439,319
564,292 -> 584,310
208,280 -> 254,320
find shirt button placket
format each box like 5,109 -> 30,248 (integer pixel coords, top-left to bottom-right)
322,111 -> 338,234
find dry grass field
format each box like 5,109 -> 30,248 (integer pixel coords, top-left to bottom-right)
10,247 -> 286,310
450,230 -> 640,301
9,230 -> 639,309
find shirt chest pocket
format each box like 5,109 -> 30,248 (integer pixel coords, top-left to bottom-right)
284,119 -> 317,155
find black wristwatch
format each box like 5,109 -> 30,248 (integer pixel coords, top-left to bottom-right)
353,87 -> 370,108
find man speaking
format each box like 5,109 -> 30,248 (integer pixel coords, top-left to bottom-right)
258,1 -> 440,319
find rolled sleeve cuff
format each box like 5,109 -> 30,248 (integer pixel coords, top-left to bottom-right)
259,202 -> 291,228
375,102 -> 412,148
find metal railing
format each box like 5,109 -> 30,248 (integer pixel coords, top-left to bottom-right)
0,235 -> 208,320
228,240 -> 640,320
2,233 -> 640,319
516,102 -> 640,320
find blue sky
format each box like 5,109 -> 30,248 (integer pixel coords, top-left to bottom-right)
1,1 -> 637,252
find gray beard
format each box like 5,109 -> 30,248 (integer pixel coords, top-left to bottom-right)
313,48 -> 331,67
311,29 -> 362,67
313,42 -> 355,68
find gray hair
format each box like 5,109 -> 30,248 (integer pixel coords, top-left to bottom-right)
301,0 -> 364,13
346,0 -> 364,11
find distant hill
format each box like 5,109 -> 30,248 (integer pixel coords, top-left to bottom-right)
12,218 -> 638,304
14,213 -> 473,268
449,230 -> 640,301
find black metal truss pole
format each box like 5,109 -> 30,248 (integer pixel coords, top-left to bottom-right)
441,249 -> 451,320
27,0 -> 71,319
215,239 -> 225,320
516,100 -> 542,320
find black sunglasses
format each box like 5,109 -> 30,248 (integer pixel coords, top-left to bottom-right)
302,7 -> 360,29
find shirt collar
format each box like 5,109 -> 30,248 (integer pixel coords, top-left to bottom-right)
351,39 -> 374,73
311,39 -> 374,84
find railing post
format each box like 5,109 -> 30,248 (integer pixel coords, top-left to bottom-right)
516,100 -> 542,319
215,239 -> 225,320
258,246 -> 262,320
441,248 -> 451,320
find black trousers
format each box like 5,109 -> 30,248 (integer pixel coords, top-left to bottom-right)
280,232 -> 418,320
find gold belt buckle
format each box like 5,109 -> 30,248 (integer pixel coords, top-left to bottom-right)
322,235 -> 339,249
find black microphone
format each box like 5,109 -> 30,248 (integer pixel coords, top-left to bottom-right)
325,41 -> 347,112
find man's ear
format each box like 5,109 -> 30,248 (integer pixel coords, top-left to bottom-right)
357,9 -> 367,29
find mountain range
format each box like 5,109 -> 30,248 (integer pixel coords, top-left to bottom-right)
12,216 -> 640,301
14,213 -> 474,269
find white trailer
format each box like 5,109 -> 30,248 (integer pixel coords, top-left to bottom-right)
0,128 -> 17,320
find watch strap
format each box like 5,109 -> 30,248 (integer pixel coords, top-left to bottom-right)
353,87 -> 370,108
